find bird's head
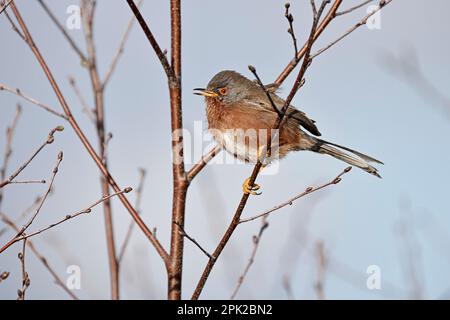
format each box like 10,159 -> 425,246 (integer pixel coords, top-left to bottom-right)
194,70 -> 251,105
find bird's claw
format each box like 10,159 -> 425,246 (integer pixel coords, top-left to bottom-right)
242,177 -> 261,195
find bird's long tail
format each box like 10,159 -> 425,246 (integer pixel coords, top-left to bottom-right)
310,138 -> 384,178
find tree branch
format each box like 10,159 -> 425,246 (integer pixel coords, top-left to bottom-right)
230,217 -> 269,299
311,0 -> 393,60
174,221 -> 214,261
274,0 -> 343,86
103,0 -> 144,89
8,1 -> 170,268
0,126 -> 64,189
0,212 -> 78,299
17,238 -> 30,300
15,188 -> 132,243
118,168 -> 146,263
126,0 -> 174,80
186,145 -> 221,183
36,0 -> 88,64
0,104 -> 21,208
239,167 -> 352,224
0,83 -> 68,120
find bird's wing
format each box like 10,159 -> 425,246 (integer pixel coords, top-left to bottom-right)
243,90 -> 322,136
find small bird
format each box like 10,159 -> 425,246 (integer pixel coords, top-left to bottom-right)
194,70 -> 383,194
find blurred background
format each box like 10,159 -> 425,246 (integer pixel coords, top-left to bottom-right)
1,0 -> 450,299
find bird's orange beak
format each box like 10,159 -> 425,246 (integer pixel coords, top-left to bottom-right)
193,88 -> 218,98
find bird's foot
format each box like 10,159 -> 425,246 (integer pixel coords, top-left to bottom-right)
242,177 -> 261,195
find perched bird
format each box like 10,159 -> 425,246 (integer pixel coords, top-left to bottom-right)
194,70 -> 383,194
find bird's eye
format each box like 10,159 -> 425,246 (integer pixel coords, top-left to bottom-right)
218,87 -> 228,95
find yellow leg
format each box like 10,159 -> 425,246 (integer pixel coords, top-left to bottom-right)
242,177 -> 261,195
242,146 -> 269,195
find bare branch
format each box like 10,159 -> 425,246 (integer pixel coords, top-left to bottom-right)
314,241 -> 327,300
275,0 -> 343,85
311,0 -> 393,60
68,77 -> 95,123
174,221 -> 214,261
240,167 -> 352,224
248,66 -> 283,117
2,8 -> 26,40
9,179 -> 46,185
0,195 -> 44,237
284,3 -> 299,60
0,0 -> 13,15
9,1 -> 170,267
17,238 -> 30,300
335,0 -> 374,16
186,145 -> 222,183
0,83 -> 68,120
0,212 -> 78,299
282,275 -> 295,299
0,104 -> 21,208
118,168 -> 146,263
0,126 -> 64,189
16,188 -> 132,243
80,1 -> 121,299
37,0 -> 88,64
103,0 -> 144,89
126,0 -> 174,80
0,151 -> 63,255
230,217 -> 269,299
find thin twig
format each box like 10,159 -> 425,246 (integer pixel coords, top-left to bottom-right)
9,1 -> 170,268
282,275 -> 295,299
0,104 -> 21,208
0,212 -> 78,299
17,238 -> 30,300
3,9 -> 25,40
248,67 -> 283,117
311,0 -> 393,59
0,0 -> 13,15
175,221 -> 215,261
16,188 -> 132,243
314,241 -> 327,300
285,3 -> 299,60
126,0 -> 174,80
118,168 -> 146,263
335,0 -> 374,16
275,0 -> 343,85
0,126 -> 64,189
240,167 -> 352,224
0,83 -> 68,120
0,151 -> 63,254
9,180 -> 46,185
186,145 -> 222,183
36,0 -> 88,64
103,0 -> 144,89
68,76 -> 95,123
230,217 -> 269,299
0,194 -> 47,237
80,0 -> 120,299
19,152 -> 62,232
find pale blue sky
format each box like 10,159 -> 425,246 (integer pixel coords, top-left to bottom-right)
1,0 -> 450,299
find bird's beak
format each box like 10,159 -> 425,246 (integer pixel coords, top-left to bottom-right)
193,88 -> 218,98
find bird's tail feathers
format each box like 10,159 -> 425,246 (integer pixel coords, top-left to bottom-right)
312,139 -> 382,178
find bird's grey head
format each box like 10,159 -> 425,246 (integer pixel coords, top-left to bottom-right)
194,70 -> 254,104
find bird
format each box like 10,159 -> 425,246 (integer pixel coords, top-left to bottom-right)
194,70 -> 383,195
